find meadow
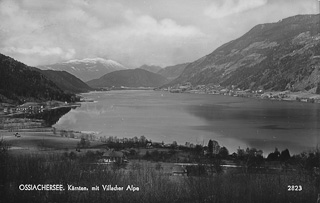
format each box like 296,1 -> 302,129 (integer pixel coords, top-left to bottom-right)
1,150 -> 320,203
1,130 -> 320,202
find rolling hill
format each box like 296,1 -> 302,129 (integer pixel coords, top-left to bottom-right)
87,69 -> 169,88
137,64 -> 163,73
0,54 -> 75,104
39,70 -> 93,94
157,63 -> 189,81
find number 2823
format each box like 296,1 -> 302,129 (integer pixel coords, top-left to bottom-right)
287,185 -> 302,191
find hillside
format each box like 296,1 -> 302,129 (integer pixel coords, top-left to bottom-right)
87,69 -> 169,88
157,63 -> 189,81
169,14 -> 320,92
137,64 -> 163,73
0,54 -> 75,104
38,58 -> 126,82
39,70 -> 93,93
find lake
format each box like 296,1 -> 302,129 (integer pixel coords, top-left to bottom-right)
54,90 -> 320,155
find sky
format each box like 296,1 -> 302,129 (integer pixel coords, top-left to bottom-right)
0,0 -> 318,68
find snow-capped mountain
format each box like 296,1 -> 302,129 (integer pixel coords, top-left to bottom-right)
38,58 -> 127,82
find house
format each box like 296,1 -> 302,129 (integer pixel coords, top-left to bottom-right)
185,142 -> 195,148
172,165 -> 187,176
170,89 -> 181,93
2,103 -> 16,114
14,132 -> 21,137
102,150 -> 127,164
16,102 -> 44,114
146,142 -> 153,149
220,89 -> 229,94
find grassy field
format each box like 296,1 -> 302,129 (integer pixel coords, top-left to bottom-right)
1,130 -> 320,202
1,152 -> 319,203
1,129 -> 103,155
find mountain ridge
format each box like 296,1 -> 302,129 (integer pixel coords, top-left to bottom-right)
137,64 -> 163,73
157,63 -> 189,81
38,58 -> 126,82
87,68 -> 169,88
39,70 -> 93,94
169,14 -> 320,92
0,54 -> 75,104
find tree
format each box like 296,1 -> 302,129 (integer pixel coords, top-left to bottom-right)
218,146 -> 229,158
171,141 -> 178,148
305,152 -> 320,171
207,140 -> 220,155
267,148 -> 280,161
237,148 -> 245,159
79,138 -> 90,148
280,149 -> 291,162
133,136 -> 138,143
208,140 -> 213,154
194,145 -> 203,155
246,147 -> 263,157
212,140 -> 220,154
236,147 -> 264,173
139,135 -> 146,144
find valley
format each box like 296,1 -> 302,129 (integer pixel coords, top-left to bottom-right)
1,7 -> 320,202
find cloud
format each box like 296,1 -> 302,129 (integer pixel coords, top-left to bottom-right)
0,46 -> 75,59
0,46 -> 76,66
3,46 -> 62,56
0,0 -> 317,68
123,11 -> 203,38
204,0 -> 268,19
0,0 -> 206,67
86,10 -> 206,67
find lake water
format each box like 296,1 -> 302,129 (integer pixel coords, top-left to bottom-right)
54,90 -> 320,155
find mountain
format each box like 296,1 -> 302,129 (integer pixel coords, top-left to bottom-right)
137,64 -> 163,73
0,54 -> 75,104
169,14 -> 320,92
39,70 -> 93,93
87,69 -> 169,88
38,58 -> 126,82
157,63 -> 189,81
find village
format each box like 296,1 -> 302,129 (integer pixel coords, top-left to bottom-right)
160,82 -> 320,103
0,100 -> 81,130
0,100 -> 80,116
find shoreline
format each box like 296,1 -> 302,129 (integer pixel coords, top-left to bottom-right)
81,89 -> 320,105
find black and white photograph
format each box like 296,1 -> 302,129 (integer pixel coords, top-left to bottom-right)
0,0 -> 320,202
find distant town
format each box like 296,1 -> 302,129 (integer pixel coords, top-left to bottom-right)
0,100 -> 79,117
159,82 -> 320,103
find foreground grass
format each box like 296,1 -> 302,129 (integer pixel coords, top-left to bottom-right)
1,152 -> 319,203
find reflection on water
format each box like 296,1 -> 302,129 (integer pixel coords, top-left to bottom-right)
54,90 -> 320,154
186,99 -> 320,154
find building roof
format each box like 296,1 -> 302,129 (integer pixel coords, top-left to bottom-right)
172,166 -> 187,173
